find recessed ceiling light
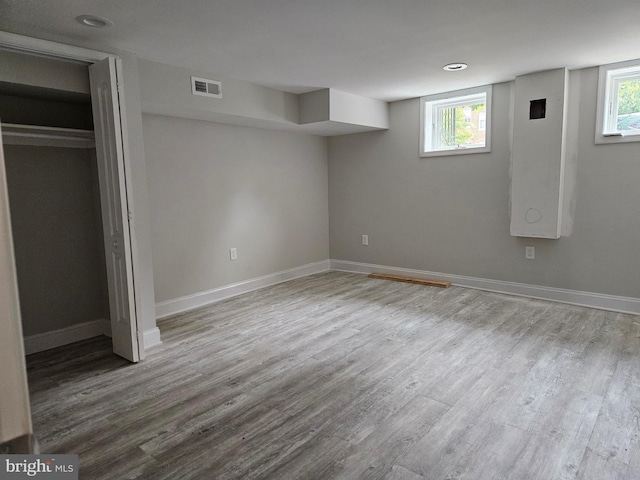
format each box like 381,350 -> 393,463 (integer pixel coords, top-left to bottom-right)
76,15 -> 113,28
443,63 -> 468,72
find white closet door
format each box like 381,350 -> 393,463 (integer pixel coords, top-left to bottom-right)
0,123 -> 33,444
89,57 -> 140,362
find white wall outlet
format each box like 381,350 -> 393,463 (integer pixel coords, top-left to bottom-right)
362,234 -> 369,246
230,248 -> 237,260
525,246 -> 535,259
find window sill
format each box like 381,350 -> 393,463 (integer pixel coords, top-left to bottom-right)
595,131 -> 640,145
420,146 -> 491,158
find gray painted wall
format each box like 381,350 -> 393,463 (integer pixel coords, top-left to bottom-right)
4,145 -> 109,336
143,114 -> 329,303
328,67 -> 640,298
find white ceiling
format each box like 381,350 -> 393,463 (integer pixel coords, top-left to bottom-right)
1,0 -> 639,102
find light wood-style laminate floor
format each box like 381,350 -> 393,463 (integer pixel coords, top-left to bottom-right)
27,272 -> 640,479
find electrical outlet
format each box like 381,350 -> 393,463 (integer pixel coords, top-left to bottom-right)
230,248 -> 237,260
362,234 -> 369,246
525,246 -> 535,260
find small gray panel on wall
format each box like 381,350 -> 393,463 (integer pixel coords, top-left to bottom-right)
510,68 -> 568,238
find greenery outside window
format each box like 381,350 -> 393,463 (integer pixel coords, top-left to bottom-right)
420,85 -> 492,157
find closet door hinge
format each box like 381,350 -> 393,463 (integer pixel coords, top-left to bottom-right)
127,210 -> 134,223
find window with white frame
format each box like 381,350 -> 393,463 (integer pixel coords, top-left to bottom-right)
596,59 -> 640,144
420,85 -> 492,157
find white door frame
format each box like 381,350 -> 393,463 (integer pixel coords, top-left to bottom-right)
0,31 -> 144,360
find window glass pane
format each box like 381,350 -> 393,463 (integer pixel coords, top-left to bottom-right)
420,85 -> 492,156
616,79 -> 640,133
435,100 -> 486,149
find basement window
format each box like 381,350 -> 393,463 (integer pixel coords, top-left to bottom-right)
420,85 -> 492,157
596,59 -> 640,144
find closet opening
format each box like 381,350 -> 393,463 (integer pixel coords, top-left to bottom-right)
0,43 -> 141,363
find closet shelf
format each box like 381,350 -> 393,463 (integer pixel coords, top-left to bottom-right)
1,123 -> 95,149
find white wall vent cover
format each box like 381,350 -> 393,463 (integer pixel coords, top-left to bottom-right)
191,76 -> 222,98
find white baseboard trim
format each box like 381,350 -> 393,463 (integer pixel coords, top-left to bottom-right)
330,259 -> 640,315
24,319 -> 109,355
143,327 -> 162,350
156,260 -> 331,319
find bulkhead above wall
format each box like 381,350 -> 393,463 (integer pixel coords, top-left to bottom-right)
137,58 -> 389,136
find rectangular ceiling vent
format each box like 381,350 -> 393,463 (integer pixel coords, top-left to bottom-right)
191,76 -> 222,98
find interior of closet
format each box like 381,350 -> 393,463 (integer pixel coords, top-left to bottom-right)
0,50 -> 110,354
